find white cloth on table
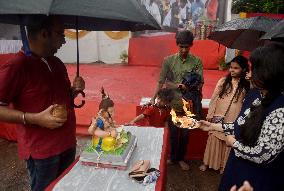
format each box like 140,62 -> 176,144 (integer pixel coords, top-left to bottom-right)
52,126 -> 164,191
139,97 -> 211,109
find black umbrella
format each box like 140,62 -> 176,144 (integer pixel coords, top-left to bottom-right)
208,16 -> 280,51
0,0 -> 161,108
0,0 -> 160,31
261,19 -> 284,41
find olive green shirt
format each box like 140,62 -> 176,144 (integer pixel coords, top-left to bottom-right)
159,53 -> 203,84
158,53 -> 203,112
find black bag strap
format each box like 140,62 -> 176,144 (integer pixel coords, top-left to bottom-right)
223,86 -> 238,118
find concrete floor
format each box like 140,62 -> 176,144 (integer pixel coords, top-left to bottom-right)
0,137 -> 221,191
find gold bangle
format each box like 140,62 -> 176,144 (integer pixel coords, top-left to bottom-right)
22,112 -> 26,125
108,131 -> 111,136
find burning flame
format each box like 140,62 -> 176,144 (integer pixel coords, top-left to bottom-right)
170,99 -> 197,129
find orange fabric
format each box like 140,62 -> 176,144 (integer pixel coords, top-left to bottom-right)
206,0 -> 218,20
128,34 -> 225,70
190,40 -> 226,70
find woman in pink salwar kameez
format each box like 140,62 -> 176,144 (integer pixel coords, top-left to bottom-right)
199,55 -> 250,173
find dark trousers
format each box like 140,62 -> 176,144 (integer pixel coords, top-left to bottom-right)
26,147 -> 76,191
183,90 -> 203,120
168,120 -> 189,162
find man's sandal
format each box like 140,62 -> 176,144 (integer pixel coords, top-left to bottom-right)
129,167 -> 160,183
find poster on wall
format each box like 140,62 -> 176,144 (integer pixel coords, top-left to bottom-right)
137,0 -> 229,39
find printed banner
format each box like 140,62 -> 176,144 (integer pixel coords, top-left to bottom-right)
137,0 -> 229,39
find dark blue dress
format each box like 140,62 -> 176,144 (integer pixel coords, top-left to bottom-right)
219,89 -> 284,191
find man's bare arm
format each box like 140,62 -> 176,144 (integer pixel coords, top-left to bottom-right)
0,105 -> 66,129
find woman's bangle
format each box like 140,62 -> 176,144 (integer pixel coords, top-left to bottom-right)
107,131 -> 111,136
22,112 -> 27,125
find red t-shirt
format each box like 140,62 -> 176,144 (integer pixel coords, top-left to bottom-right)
0,51 -> 76,160
142,105 -> 170,127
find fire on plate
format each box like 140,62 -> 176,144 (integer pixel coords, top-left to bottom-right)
170,99 -> 198,129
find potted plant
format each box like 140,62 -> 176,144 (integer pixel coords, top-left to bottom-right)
120,50 -> 128,63
232,0 -> 284,14
218,56 -> 229,70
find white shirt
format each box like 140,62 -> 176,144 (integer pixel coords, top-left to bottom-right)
149,2 -> 162,25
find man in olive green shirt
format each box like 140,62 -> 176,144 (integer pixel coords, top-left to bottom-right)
151,30 -> 203,170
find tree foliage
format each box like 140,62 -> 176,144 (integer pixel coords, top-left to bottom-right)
232,0 -> 284,14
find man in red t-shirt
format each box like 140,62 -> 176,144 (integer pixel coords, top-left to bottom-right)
126,88 -> 174,127
0,16 -> 85,191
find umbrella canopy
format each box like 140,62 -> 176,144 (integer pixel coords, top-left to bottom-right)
261,19 -> 284,40
0,0 -> 161,31
0,0 -> 161,108
208,16 -> 280,51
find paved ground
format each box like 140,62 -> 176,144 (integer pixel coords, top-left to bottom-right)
0,137 -> 221,191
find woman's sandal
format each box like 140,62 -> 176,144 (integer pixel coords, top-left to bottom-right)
129,160 -> 151,183
129,160 -> 150,174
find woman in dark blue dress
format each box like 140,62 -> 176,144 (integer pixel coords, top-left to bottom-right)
198,43 -> 284,191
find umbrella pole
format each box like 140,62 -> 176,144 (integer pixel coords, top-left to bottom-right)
73,16 -> 85,108
76,17 -> 79,77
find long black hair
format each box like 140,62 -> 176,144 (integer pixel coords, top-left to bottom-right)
157,88 -> 175,104
219,55 -> 250,102
240,43 -> 284,146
